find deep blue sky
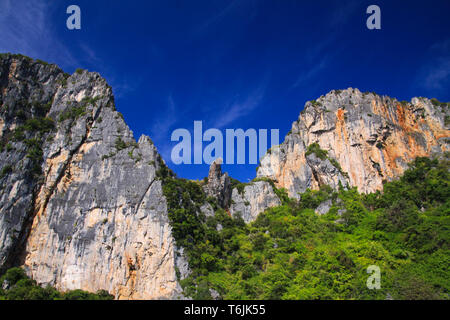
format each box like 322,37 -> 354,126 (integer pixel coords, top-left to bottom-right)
1,0 -> 449,182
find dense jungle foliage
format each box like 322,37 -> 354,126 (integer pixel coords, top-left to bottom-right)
160,156 -> 449,300
1,156 -> 447,300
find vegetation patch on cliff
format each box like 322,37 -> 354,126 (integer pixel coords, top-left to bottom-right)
1,101 -> 58,178
306,143 -> 349,178
164,156 -> 449,300
0,267 -> 113,300
306,142 -> 328,160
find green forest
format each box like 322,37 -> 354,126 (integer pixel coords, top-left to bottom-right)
161,156 -> 449,300
1,155 -> 448,300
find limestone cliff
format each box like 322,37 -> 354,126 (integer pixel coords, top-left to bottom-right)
229,180 -> 281,223
202,158 -> 282,223
1,55 -> 448,299
0,54 -> 183,299
203,158 -> 231,209
257,88 -> 449,198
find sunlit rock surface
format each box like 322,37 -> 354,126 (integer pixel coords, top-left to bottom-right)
258,88 -> 449,198
0,54 -> 184,299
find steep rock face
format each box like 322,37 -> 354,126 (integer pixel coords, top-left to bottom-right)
0,54 -> 183,299
203,158 -> 231,208
0,54 -> 64,271
201,159 -> 281,223
2,55 -> 448,298
258,88 -> 449,197
202,159 -> 282,223
229,181 -> 281,223
305,153 -> 349,191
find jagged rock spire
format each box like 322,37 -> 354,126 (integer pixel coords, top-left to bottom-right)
203,158 -> 231,208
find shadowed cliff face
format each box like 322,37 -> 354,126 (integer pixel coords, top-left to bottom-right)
0,54 -> 184,299
257,88 -> 449,198
0,54 -> 64,273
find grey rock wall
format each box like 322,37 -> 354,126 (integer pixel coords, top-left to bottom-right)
0,54 -> 183,299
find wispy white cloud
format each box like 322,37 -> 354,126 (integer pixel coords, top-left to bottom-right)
79,43 -> 102,65
423,59 -> 450,91
196,0 -> 240,33
429,38 -> 450,53
329,0 -> 359,28
148,95 -> 180,162
292,57 -> 329,88
0,0 -> 78,67
417,38 -> 450,94
212,82 -> 266,128
109,77 -> 140,99
149,95 -> 178,142
190,0 -> 258,40
0,0 -> 140,96
290,1 -> 358,89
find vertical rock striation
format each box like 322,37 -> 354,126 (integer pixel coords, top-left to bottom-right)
257,88 -> 449,198
0,54 -> 64,272
0,54 -> 183,299
203,158 -> 231,208
229,181 -> 281,223
202,158 -> 282,223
